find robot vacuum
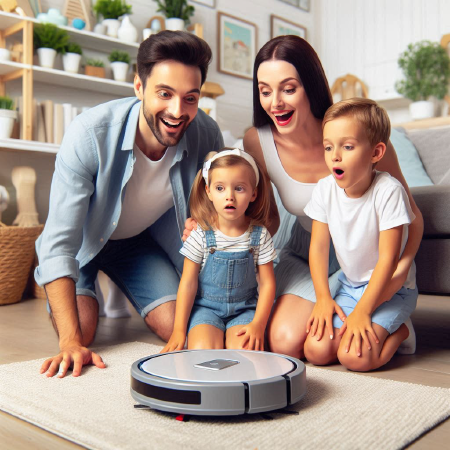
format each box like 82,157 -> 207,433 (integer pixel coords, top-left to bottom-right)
131,349 -> 306,416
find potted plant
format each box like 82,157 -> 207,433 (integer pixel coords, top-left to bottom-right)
93,0 -> 132,38
0,96 -> 17,139
396,40 -> 450,120
153,0 -> 195,31
62,42 -> 83,74
33,23 -> 69,69
108,50 -> 130,82
85,58 -> 106,78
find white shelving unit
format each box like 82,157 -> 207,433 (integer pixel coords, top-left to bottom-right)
0,10 -> 138,151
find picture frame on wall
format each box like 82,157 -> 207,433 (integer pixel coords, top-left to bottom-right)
217,12 -> 257,80
271,15 -> 307,40
190,0 -> 215,7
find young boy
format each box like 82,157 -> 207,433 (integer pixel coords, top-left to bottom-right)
303,98 -> 418,372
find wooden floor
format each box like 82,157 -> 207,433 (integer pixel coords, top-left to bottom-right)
0,293 -> 449,449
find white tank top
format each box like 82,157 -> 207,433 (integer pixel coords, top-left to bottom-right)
257,124 -> 315,232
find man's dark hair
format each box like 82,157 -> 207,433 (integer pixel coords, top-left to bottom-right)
253,35 -> 333,127
137,31 -> 212,88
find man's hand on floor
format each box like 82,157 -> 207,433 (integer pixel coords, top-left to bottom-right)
40,342 -> 106,378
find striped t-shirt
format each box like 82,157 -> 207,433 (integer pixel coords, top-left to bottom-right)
180,225 -> 277,270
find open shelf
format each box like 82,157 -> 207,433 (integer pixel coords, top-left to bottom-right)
0,60 -> 29,76
32,65 -> 134,96
0,138 -> 58,154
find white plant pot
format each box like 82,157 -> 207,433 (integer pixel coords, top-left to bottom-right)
103,19 -> 121,38
409,100 -> 435,120
0,48 -> 11,61
37,47 -> 57,69
165,18 -> 185,31
118,15 -> 138,43
62,53 -> 82,73
0,109 -> 17,139
110,61 -> 129,82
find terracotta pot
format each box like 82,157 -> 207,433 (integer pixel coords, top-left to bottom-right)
85,66 -> 105,78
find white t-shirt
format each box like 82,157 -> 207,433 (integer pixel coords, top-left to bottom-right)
180,225 -> 277,270
110,144 -> 176,240
304,171 -> 416,288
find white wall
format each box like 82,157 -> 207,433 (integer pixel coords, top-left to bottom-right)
315,0 -> 450,122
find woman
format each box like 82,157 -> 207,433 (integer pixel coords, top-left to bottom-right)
243,35 -> 423,359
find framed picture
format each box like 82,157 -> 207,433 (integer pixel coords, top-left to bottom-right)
299,0 -> 310,12
190,0 -> 215,7
217,12 -> 257,80
271,15 -> 307,40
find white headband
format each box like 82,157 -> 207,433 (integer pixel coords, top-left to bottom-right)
202,149 -> 260,186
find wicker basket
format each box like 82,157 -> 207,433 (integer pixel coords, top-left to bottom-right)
0,222 -> 43,305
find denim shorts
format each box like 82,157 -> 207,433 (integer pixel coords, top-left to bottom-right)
75,229 -> 180,318
187,296 -> 257,334
332,275 -> 418,334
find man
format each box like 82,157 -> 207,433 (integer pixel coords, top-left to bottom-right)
36,31 -> 224,378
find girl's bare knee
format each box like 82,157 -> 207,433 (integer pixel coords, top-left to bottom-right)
338,349 -> 374,372
304,337 -> 337,366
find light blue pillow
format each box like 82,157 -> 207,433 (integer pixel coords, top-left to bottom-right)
390,128 -> 433,187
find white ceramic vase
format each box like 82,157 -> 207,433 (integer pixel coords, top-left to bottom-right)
37,48 -> 57,68
165,18 -> 185,31
62,52 -> 82,73
118,15 -> 138,43
110,61 -> 129,82
409,100 -> 435,120
0,109 -> 17,139
0,48 -> 11,61
103,18 -> 121,38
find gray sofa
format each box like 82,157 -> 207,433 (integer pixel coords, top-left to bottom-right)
405,126 -> 450,295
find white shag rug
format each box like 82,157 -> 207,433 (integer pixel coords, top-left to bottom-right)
0,342 -> 449,450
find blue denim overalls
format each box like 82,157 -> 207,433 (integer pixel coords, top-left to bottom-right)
187,226 -> 263,333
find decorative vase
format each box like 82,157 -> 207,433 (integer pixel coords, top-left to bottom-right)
0,109 -> 17,139
103,18 -> 121,38
118,15 -> 138,43
62,53 -> 82,73
409,100 -> 435,120
85,66 -> 105,78
37,48 -> 57,68
94,23 -> 106,35
0,48 -> 11,61
110,61 -> 129,82
165,18 -> 185,31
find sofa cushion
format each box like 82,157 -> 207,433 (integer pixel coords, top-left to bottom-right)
390,128 -> 433,187
406,125 -> 450,185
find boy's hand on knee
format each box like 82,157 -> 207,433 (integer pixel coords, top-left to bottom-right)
339,310 -> 379,357
307,299 -> 346,341
236,322 -> 265,351
182,218 -> 198,242
161,330 -> 186,353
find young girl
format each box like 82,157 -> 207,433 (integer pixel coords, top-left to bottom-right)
161,148 -> 277,352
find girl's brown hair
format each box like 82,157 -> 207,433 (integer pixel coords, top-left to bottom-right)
189,149 -> 272,230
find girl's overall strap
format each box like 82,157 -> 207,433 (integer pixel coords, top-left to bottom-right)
250,225 -> 263,247
204,229 -> 217,248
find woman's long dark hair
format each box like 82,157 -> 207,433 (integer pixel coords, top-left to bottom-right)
253,35 -> 333,127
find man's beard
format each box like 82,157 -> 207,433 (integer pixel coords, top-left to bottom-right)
143,102 -> 191,148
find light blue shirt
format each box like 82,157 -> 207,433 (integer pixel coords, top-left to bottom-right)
35,97 -> 224,286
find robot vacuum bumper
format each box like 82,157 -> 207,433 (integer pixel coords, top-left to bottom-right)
131,349 -> 306,416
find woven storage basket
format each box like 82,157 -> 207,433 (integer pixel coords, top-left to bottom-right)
0,222 -> 43,305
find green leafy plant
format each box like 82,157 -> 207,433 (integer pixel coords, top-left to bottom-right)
93,0 -> 132,20
108,50 -> 130,64
65,42 -> 82,55
0,96 -> 14,110
153,0 -> 195,23
85,58 -> 105,67
395,40 -> 450,101
33,24 -> 70,54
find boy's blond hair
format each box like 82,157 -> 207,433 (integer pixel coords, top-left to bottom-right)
323,98 -> 391,146
189,148 -> 272,230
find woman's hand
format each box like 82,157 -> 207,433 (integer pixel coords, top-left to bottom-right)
160,330 -> 186,353
306,298 -> 346,341
338,309 -> 379,357
182,218 -> 197,242
236,321 -> 265,351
